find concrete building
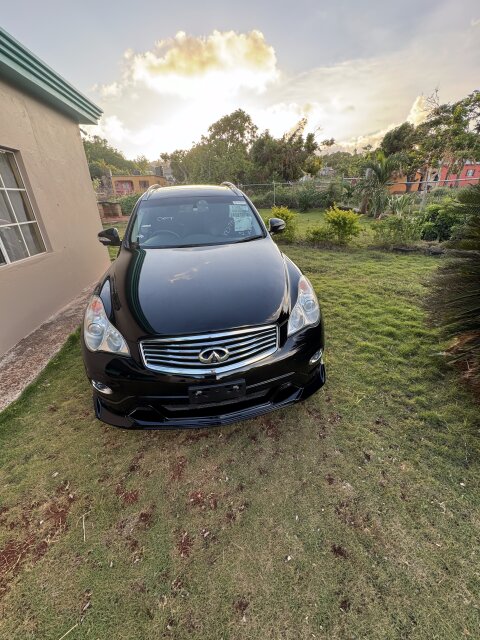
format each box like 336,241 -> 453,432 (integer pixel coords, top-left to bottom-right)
111,174 -> 168,196
0,27 -> 110,357
438,161 -> 480,188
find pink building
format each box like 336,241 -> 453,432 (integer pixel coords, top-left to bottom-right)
438,161 -> 480,187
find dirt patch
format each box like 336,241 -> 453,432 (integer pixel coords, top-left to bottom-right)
233,597 -> 249,617
335,499 -> 371,530
170,456 -> 188,481
121,489 -> 140,505
263,418 -> 279,440
0,493 -> 74,599
115,478 -> 140,504
340,598 -> 351,612
114,507 -> 154,560
128,452 -> 145,474
177,532 -> 194,558
138,508 -> 154,529
183,431 -> 210,444
171,577 -> 184,593
325,474 -> 335,485
327,412 -> 342,425
331,544 -> 349,559
225,501 -> 249,523
188,491 -> 218,510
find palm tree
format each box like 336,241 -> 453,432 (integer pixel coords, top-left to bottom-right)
357,150 -> 404,217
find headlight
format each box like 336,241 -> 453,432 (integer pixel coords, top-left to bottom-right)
83,295 -> 130,355
287,275 -> 320,336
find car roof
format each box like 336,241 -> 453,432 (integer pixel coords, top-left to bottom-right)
142,185 -> 238,200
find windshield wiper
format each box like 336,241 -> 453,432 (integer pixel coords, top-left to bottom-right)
233,235 -> 263,244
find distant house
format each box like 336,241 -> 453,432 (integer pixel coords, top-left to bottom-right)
319,166 -> 335,177
0,27 -> 110,357
388,161 -> 480,194
438,161 -> 480,187
111,174 -> 168,196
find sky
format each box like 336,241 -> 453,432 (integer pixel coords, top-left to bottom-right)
2,0 -> 479,159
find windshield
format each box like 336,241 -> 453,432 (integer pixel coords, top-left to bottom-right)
129,195 -> 265,248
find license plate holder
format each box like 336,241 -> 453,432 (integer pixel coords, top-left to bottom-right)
188,380 -> 246,405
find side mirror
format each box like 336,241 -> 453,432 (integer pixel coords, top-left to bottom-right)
268,217 -> 286,235
98,228 -> 121,246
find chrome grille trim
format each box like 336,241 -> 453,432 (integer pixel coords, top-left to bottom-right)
140,325 -> 278,376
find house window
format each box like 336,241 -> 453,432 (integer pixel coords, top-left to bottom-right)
0,150 -> 46,265
466,169 -> 475,177
114,180 -> 134,195
139,180 -> 149,189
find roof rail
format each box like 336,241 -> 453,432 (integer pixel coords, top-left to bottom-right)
221,181 -> 242,195
143,184 -> 164,200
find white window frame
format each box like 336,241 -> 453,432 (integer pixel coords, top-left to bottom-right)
0,149 -> 47,266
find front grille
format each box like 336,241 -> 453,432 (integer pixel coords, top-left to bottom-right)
140,325 -> 278,375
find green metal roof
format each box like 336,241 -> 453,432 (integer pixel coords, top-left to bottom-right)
0,27 -> 102,124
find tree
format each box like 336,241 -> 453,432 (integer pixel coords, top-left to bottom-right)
320,151 -> 364,177
418,91 -> 480,180
162,110 -> 258,184
380,91 -> 480,192
380,123 -> 422,191
357,150 -> 404,217
303,155 -> 323,177
82,135 -> 151,180
207,109 -> 258,148
133,155 -> 151,174
380,122 -> 416,156
250,121 -> 319,183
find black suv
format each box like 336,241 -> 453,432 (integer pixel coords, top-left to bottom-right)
81,183 -> 325,428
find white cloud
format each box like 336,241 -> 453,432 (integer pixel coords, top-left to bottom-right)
407,95 -> 429,126
87,21 -> 479,159
100,30 -> 278,99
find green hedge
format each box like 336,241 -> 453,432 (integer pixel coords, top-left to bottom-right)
115,193 -> 140,216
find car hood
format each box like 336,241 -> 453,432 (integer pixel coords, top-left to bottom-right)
110,238 -> 289,338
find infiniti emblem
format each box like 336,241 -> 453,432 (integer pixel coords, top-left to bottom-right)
198,347 -> 230,364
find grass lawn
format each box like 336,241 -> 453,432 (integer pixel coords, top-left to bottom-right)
0,238 -> 479,639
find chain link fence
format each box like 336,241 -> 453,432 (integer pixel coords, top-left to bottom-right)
238,175 -> 480,210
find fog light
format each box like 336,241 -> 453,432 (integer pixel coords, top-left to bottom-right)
92,380 -> 113,395
309,349 -> 323,365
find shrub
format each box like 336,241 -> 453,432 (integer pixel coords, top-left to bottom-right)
265,205 -> 298,243
323,206 -> 361,244
387,193 -> 415,216
305,225 -> 336,246
428,185 -> 480,385
297,183 -> 319,212
419,201 -> 463,241
115,193 -> 140,216
273,186 -> 301,209
249,190 -> 275,209
372,214 -> 423,247
249,184 -> 334,211
298,184 -> 335,212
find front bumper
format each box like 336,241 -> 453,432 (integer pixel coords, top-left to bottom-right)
82,324 -> 325,429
